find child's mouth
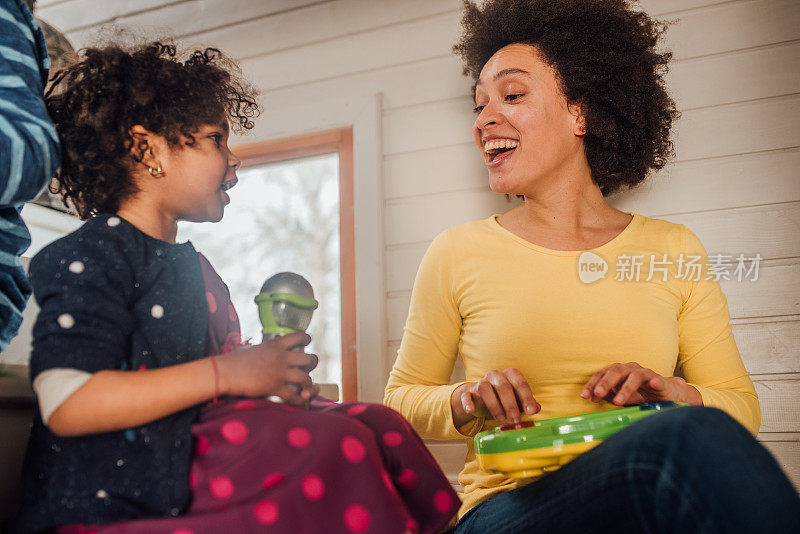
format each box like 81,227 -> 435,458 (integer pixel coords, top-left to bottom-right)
220,177 -> 238,192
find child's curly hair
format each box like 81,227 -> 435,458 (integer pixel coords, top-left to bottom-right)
453,0 -> 679,196
46,41 -> 259,219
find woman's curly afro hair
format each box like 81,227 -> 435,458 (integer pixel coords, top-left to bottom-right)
46,41 -> 259,219
453,0 -> 679,196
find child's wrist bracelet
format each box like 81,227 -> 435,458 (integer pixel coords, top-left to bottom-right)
209,355 -> 221,405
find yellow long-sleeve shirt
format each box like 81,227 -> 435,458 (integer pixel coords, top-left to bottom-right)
384,212 -> 760,521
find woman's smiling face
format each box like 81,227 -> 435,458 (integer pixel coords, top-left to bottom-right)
472,43 -> 588,196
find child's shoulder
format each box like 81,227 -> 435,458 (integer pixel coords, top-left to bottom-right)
31,214 -> 140,276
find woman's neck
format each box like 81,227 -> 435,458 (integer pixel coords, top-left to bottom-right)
498,172 -> 631,249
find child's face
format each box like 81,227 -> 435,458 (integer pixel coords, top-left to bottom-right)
160,121 -> 241,223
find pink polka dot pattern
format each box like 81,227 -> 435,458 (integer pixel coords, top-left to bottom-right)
195,436 -> 209,456
262,472 -> 286,490
235,399 -> 256,410
301,474 -> 325,501
205,292 -> 217,313
406,519 -> 419,533
346,404 -> 367,416
287,427 -> 311,448
343,504 -> 371,533
173,529 -> 193,534
137,365 -> 147,371
397,469 -> 418,490
340,436 -> 365,463
228,304 -> 237,322
210,476 -> 234,500
253,500 -> 279,525
221,420 -> 248,444
189,471 -> 196,489
383,431 -> 403,447
433,490 -> 453,513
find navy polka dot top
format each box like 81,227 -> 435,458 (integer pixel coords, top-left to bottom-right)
13,214 -> 209,533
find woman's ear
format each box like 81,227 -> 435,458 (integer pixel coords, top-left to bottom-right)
569,103 -> 587,136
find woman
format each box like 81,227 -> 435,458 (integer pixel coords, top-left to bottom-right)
384,1 -> 800,532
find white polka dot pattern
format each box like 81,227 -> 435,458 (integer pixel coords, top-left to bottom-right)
107,217 -> 121,227
68,261 -> 84,274
57,313 -> 75,329
151,305 -> 164,319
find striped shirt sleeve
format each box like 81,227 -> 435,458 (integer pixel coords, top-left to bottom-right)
0,0 -> 60,208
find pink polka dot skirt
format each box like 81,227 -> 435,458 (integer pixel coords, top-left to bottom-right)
70,398 -> 458,533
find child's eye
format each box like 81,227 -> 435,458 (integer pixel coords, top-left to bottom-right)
210,134 -> 222,146
473,105 -> 485,114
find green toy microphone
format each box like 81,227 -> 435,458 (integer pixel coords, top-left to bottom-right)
255,272 -> 319,342
254,272 -> 319,397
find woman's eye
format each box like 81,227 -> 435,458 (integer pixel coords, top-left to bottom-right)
473,105 -> 485,114
506,94 -> 523,102
210,134 -> 222,146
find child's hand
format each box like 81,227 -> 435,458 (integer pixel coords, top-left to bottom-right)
217,332 -> 319,405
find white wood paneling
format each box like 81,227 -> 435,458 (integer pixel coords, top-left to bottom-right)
662,0 -> 800,61
238,12 -> 461,95
179,0 -> 461,62
56,0 -> 325,45
668,40 -> 800,111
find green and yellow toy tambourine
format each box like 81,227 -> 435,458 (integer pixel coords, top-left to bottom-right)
474,401 -> 688,480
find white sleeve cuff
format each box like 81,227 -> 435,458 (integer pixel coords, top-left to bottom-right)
33,368 -> 92,425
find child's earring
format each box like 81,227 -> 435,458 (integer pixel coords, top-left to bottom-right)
148,165 -> 164,177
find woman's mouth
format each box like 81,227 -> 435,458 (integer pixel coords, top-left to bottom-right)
484,138 -> 519,167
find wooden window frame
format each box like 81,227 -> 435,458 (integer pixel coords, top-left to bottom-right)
232,128 -> 357,402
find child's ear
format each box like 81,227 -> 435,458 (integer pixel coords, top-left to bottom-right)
128,125 -> 162,171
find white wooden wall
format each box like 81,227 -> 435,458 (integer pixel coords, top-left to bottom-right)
30,0 -> 800,491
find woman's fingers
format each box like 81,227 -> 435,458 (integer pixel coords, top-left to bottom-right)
505,368 -> 540,415
476,379 -> 506,421
590,365 -> 627,401
581,363 -> 673,405
610,369 -> 651,405
581,369 -> 605,400
488,371 -> 521,422
460,389 -> 475,414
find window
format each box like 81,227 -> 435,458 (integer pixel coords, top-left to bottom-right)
177,128 -> 356,400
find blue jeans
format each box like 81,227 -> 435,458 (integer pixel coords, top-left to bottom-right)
454,406 -> 800,533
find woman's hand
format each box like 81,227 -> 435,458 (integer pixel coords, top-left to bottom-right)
217,331 -> 319,406
451,368 -> 541,427
581,362 -> 702,406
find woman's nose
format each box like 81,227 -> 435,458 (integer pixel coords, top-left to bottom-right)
475,102 -> 502,130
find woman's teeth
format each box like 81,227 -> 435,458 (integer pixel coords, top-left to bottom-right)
484,139 -> 519,161
484,139 -> 519,155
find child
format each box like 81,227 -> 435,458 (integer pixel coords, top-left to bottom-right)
11,41 -> 457,534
